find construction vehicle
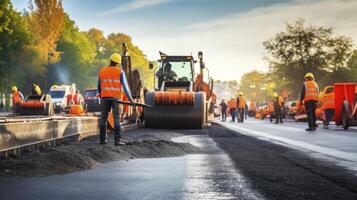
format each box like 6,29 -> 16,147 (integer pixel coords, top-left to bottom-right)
18,94 -> 54,116
50,84 -> 77,113
334,83 -> 357,130
144,51 -> 216,129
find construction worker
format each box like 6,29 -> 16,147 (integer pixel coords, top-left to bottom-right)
300,72 -> 319,131
219,99 -> 228,122
31,83 -> 42,96
273,92 -> 284,124
12,86 -> 24,115
249,101 -> 256,117
320,86 -> 335,129
268,100 -> 275,123
98,53 -> 135,146
237,92 -> 246,122
228,98 -> 237,122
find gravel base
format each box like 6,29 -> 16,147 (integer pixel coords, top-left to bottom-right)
0,128 -> 199,177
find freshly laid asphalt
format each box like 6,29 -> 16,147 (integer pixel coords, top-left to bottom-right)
1,118 -> 357,200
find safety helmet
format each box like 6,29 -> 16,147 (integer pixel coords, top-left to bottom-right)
110,53 -> 121,64
239,92 -> 243,96
12,86 -> 17,92
273,92 -> 278,97
304,72 -> 314,79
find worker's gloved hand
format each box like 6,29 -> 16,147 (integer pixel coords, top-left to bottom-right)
129,99 -> 135,106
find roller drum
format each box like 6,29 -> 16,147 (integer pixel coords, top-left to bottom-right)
144,92 -> 206,129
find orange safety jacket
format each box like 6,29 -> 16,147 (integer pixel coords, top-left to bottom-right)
228,99 -> 237,109
267,101 -> 274,112
99,66 -> 122,98
249,102 -> 256,110
321,92 -> 335,110
304,80 -> 319,101
278,96 -> 284,107
12,91 -> 22,104
238,96 -> 246,108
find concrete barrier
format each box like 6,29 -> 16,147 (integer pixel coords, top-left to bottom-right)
0,117 -> 99,156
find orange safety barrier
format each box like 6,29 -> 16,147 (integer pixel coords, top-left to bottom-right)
69,105 -> 84,115
154,91 -> 195,106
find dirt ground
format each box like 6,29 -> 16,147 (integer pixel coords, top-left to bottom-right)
0,128 -> 199,177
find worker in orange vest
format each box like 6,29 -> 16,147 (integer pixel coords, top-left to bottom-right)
273,92 -> 284,124
12,86 -> 24,116
300,72 -> 319,131
249,101 -> 256,117
228,98 -> 237,122
98,53 -> 135,145
320,87 -> 335,129
219,99 -> 228,122
237,92 -> 246,123
267,100 -> 275,123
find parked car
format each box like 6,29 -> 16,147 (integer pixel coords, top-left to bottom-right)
50,84 -> 76,113
84,88 -> 101,112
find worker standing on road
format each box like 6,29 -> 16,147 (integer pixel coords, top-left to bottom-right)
219,99 -> 228,122
31,83 -> 42,96
273,92 -> 284,124
228,98 -> 237,122
300,73 -> 319,131
98,53 -> 135,146
11,86 -> 24,116
320,87 -> 335,129
237,92 -> 246,123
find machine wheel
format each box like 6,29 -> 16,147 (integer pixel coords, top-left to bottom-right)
342,101 -> 350,130
144,92 -> 206,129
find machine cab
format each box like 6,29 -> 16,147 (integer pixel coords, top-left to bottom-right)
155,54 -> 195,92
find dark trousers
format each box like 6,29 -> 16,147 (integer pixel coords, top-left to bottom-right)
221,109 -> 227,121
324,109 -> 335,126
230,108 -> 236,122
305,100 -> 317,129
238,108 -> 244,122
100,99 -> 121,139
274,106 -> 283,123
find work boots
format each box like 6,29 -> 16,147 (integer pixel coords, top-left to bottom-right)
114,126 -> 125,146
99,125 -> 107,144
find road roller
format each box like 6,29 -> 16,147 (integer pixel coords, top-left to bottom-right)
18,94 -> 54,116
144,52 -> 215,129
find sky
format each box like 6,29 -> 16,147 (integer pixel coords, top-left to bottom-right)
12,0 -> 357,81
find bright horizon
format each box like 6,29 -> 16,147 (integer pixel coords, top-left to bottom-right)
12,0 -> 357,81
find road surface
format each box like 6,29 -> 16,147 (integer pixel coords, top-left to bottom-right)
1,119 -> 357,200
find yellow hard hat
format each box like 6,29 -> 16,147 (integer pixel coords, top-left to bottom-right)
273,92 -> 278,97
304,72 -> 314,79
110,53 -> 121,64
239,92 -> 243,96
12,86 -> 17,92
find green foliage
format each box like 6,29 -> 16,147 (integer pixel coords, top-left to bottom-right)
264,18 -> 354,95
0,0 -> 153,99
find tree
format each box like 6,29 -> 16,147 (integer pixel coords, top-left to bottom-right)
239,70 -> 270,102
263,18 -> 353,94
28,0 -> 64,63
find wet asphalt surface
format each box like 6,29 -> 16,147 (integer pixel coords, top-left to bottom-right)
1,120 -> 357,200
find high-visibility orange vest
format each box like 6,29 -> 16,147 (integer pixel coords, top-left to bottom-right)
99,66 -> 122,98
267,101 -> 274,112
228,99 -> 237,109
250,101 -> 256,110
12,91 -> 22,104
278,96 -> 284,107
321,92 -> 335,110
304,80 -> 319,101
238,96 -> 246,108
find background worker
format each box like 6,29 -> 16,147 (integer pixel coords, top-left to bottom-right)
11,86 -> 24,116
320,86 -> 335,129
273,92 -> 284,124
31,83 -> 42,96
219,99 -> 228,122
300,72 -> 319,131
228,97 -> 237,122
98,53 -> 135,146
237,92 -> 246,123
